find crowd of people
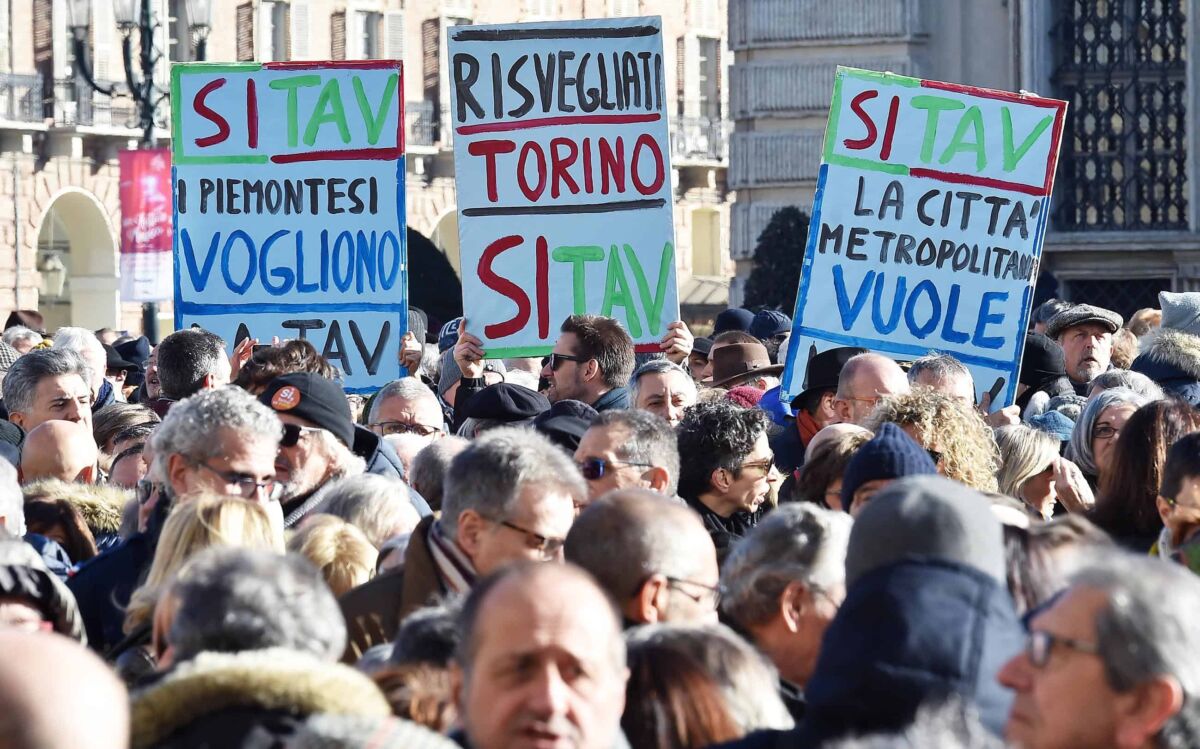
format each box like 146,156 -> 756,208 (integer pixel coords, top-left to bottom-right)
2,294 -> 1200,749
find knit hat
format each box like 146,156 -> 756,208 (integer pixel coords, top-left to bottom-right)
1045,304 -> 1123,339
840,422 -> 938,510
408,307 -> 429,346
1019,333 -> 1067,389
437,349 -> 506,401
259,372 -> 355,447
713,308 -> 754,336
438,317 -> 463,353
533,399 -> 598,453
725,385 -> 766,408
460,383 -> 549,423
1159,291 -> 1200,337
845,474 -> 1007,587
750,310 -> 792,340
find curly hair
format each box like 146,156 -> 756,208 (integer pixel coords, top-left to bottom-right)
233,339 -> 335,393
677,401 -> 772,501
866,387 -> 1000,492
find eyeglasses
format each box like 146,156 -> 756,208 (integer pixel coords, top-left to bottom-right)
926,448 -> 943,465
1092,425 -> 1120,441
548,352 -> 588,371
665,576 -> 722,609
737,455 -> 776,475
493,517 -> 565,559
369,421 -> 442,437
1025,629 -> 1099,668
189,459 -> 281,501
281,422 -> 326,448
577,456 -> 653,481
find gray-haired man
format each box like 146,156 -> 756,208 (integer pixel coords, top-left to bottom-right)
4,348 -> 93,432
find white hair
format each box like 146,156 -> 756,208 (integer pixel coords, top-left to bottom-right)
2,326 -> 42,349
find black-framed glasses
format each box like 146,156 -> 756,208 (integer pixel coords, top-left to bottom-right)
1025,629 -> 1099,668
281,422 -> 325,448
493,517 -> 565,559
189,459 -> 281,501
548,352 -> 588,371
577,456 -> 653,481
665,576 -> 722,609
369,421 -> 442,437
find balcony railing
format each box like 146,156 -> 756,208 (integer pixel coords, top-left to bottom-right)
672,115 -> 728,163
0,74 -> 44,123
407,100 -> 438,147
52,79 -> 140,129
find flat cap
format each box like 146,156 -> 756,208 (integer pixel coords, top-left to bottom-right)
461,383 -> 549,423
1045,304 -> 1123,339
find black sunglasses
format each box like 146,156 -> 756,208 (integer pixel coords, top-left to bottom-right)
548,353 -> 588,371
577,456 -> 653,481
280,422 -> 324,448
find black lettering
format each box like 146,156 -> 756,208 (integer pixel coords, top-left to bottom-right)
452,53 -> 484,122
508,55 -> 535,117
322,320 -> 351,375
847,227 -> 869,260
534,53 -> 557,113
282,319 -> 326,341
818,223 -> 843,254
349,320 -> 391,376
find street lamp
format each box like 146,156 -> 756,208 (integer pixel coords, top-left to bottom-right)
66,0 -> 212,342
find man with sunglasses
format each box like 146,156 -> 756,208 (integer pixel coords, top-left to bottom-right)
574,410 -> 680,502
340,427 -> 584,660
69,387 -> 283,652
998,555 -> 1200,749
540,315 -> 635,411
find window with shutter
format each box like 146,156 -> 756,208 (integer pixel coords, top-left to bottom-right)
383,11 -> 404,61
236,1 -> 255,61
33,0 -> 52,118
675,36 -> 685,117
697,36 -> 719,120
330,9 -> 346,60
291,0 -> 310,60
421,17 -> 440,102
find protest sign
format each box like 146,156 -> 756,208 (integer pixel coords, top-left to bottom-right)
780,67 -> 1067,409
119,149 -> 173,302
171,61 -> 406,392
448,16 -> 679,356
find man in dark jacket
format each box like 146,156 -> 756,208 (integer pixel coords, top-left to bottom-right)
720,475 -> 1024,748
1131,290 -> 1200,406
339,427 -> 584,660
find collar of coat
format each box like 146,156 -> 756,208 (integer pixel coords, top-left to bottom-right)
130,648 -> 391,749
1139,327 -> 1200,380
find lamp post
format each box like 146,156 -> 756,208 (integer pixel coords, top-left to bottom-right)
65,0 -> 211,342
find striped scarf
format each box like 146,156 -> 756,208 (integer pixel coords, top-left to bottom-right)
425,520 -> 477,595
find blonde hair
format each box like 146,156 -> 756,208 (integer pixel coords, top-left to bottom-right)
994,425 -> 1060,502
287,514 -> 378,597
867,387 -> 1001,493
123,495 -> 285,634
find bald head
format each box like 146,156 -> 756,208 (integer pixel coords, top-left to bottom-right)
565,488 -> 718,625
834,353 -> 910,426
804,423 -> 872,462
20,420 -> 98,483
0,631 -> 129,749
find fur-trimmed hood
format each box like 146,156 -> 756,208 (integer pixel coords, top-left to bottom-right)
1132,328 -> 1200,387
130,648 -> 392,749
23,479 -> 130,535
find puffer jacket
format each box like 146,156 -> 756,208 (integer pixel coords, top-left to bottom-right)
1131,328 -> 1200,406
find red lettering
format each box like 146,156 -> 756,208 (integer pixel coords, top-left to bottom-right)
246,79 -> 259,149
581,136 -> 594,194
536,235 -> 549,339
599,137 -> 625,194
630,134 -> 664,195
550,137 -> 580,199
479,235 -> 530,340
843,89 -> 879,151
879,95 -> 901,161
194,78 -> 230,148
468,139 -> 516,203
517,142 -> 547,201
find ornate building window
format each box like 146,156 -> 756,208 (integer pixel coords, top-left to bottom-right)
1050,0 -> 1188,231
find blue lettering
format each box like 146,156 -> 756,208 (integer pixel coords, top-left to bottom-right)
940,284 -> 970,344
378,231 -> 401,290
833,265 -> 874,331
332,231 -> 354,292
972,291 -> 1008,349
320,230 -> 331,292
870,273 -> 905,334
296,230 -> 318,293
220,230 -> 256,295
259,230 -> 294,296
355,231 -> 378,294
903,279 -> 940,339
181,228 -> 220,292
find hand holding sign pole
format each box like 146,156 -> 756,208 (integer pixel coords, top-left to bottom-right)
779,68 -> 1068,410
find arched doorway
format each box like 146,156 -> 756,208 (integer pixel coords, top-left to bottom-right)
34,189 -> 119,333
430,209 -> 461,277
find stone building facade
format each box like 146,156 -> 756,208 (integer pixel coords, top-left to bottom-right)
0,0 -> 731,335
729,0 -> 1199,320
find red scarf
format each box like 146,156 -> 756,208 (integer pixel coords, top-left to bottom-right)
796,410 -> 822,448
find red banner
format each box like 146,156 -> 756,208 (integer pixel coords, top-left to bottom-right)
118,149 -> 172,302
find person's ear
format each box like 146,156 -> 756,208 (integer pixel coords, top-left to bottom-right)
167,453 -> 192,497
457,510 -> 487,560
583,359 -> 601,383
833,398 -> 851,423
1114,676 -> 1183,748
779,581 -> 809,633
77,465 -> 94,484
1157,496 -> 1173,528
819,392 -> 839,422
450,662 -> 466,714
642,466 -> 670,494
8,412 -> 25,430
710,467 -> 732,493
201,372 -> 216,390
631,574 -> 670,624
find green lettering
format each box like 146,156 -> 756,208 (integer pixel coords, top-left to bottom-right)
1002,107 -> 1053,172
910,95 -> 965,163
600,246 -> 642,337
623,241 -> 674,336
268,74 -> 322,147
353,73 -> 399,145
303,78 -> 352,146
939,105 -> 987,171
551,245 -> 605,315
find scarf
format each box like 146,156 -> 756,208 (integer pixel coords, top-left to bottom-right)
425,520 -> 477,595
796,410 -> 822,447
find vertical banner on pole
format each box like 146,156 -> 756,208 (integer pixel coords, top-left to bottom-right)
118,148 -> 173,302
779,67 -> 1068,409
448,16 -> 679,357
170,61 -> 407,392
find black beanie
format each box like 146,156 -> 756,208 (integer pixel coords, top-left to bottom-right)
259,372 -> 355,447
840,423 -> 938,510
1019,333 -> 1067,390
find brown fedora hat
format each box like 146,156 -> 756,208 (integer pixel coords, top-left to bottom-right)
709,342 -> 785,389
